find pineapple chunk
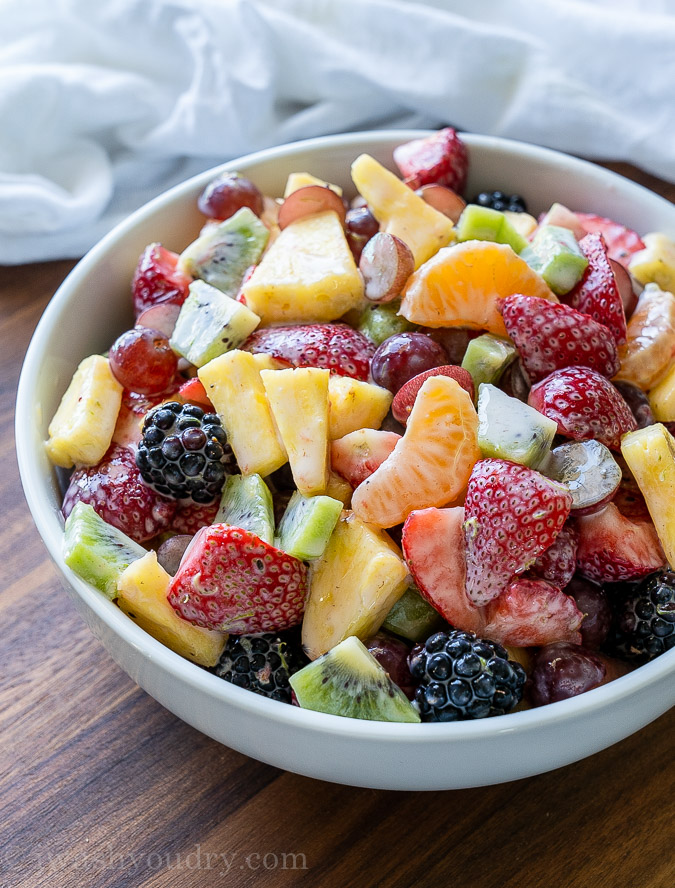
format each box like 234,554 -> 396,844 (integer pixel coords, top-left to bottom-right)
351,153 -> 455,269
649,362 -> 675,421
261,367 -> 330,496
503,210 -> 538,239
621,424 -> 675,568
240,211 -> 364,324
615,284 -> 675,389
284,172 -> 343,197
117,551 -> 227,667
46,355 -> 123,468
323,471 -> 353,506
302,511 -> 409,659
328,375 -> 393,440
198,350 -> 287,476
629,232 -> 675,293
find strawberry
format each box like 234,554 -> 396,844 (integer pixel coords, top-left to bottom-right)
483,578 -> 583,647
242,323 -> 375,381
178,377 -> 215,411
391,365 -> 474,425
565,233 -> 627,345
575,502 -> 666,583
171,500 -> 219,536
393,127 -> 469,194
167,524 -> 307,633
528,366 -> 637,451
62,443 -> 176,543
402,506 -> 486,634
330,428 -> 401,489
499,295 -> 619,382
132,243 -> 192,317
112,385 -> 180,449
575,212 -> 645,268
529,522 -> 578,589
463,459 -> 573,606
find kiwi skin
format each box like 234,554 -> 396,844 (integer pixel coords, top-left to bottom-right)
290,636 -> 420,723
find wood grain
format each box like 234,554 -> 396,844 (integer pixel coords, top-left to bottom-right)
1,167 -> 674,888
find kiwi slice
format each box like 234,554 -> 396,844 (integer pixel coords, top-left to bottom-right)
276,490 -> 342,561
520,224 -> 588,295
456,205 -> 527,253
178,207 -> 269,295
382,584 -> 445,643
477,383 -> 557,469
290,636 -> 420,723
461,333 -> 517,391
216,474 -> 274,544
63,502 -> 146,600
357,300 -> 415,345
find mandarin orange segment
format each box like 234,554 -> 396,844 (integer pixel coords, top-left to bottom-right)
399,240 -> 556,337
350,376 -> 480,528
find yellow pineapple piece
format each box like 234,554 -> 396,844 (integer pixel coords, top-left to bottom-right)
629,232 -> 675,293
328,375 -> 392,440
503,210 -> 538,239
46,355 -> 123,468
261,367 -> 330,496
117,551 -> 227,667
284,172 -> 343,197
240,211 -> 364,324
198,350 -> 287,476
302,510 -> 409,659
615,283 -> 675,389
649,362 -> 675,421
351,153 -> 455,269
323,470 -> 353,507
621,424 -> 675,568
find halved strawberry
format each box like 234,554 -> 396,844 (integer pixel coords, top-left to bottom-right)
402,507 -> 485,634
483,578 -> 583,647
463,459 -> 572,606
575,212 -> 645,268
330,428 -> 401,489
391,365 -> 474,425
575,502 -> 666,583
566,233 -> 627,345
132,243 -> 192,317
167,524 -> 308,633
529,522 -> 578,589
242,323 -> 375,381
171,500 -> 219,536
112,385 -> 180,449
528,366 -> 637,451
178,377 -> 215,411
499,295 -> 619,382
393,127 -> 469,194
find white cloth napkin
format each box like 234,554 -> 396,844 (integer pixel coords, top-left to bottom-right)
1,0 -> 674,265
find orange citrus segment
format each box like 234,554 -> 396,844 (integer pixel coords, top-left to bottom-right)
350,376 -> 480,528
399,240 -> 556,337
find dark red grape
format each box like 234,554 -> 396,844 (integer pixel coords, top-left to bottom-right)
109,326 -> 178,395
345,206 -> 379,261
500,359 -> 531,403
529,642 -> 628,706
365,631 -> 415,699
157,534 -> 193,576
613,380 -> 655,429
370,332 -> 449,394
566,577 -> 612,649
197,172 -> 264,220
427,327 -> 479,365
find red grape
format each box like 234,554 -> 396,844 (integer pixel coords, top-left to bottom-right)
109,327 -> 178,395
370,332 -> 449,393
360,233 -> 415,304
278,185 -> 346,230
197,172 -> 264,220
365,631 -> 415,699
567,577 -> 612,649
157,534 -> 193,576
345,206 -> 379,261
528,642 -> 628,706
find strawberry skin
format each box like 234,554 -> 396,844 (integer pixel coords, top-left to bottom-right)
528,366 -> 637,451
171,500 -> 219,536
242,323 -> 375,381
463,459 -> 573,606
575,213 -> 645,268
483,577 -> 583,647
529,522 -> 579,589
499,295 -> 619,382
393,127 -> 469,194
392,365 -> 474,425
566,233 -> 627,345
575,503 -> 666,583
132,243 -> 192,318
167,524 -> 308,633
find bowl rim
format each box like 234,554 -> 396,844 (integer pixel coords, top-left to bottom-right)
16,129 -> 675,743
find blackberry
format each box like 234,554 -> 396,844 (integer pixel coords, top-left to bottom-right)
213,631 -> 307,703
472,190 -> 528,213
609,570 -> 675,663
135,401 -> 237,504
408,630 -> 526,722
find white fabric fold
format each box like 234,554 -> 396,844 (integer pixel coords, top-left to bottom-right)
0,0 -> 673,264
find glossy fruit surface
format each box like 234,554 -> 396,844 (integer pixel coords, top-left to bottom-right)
370,332 -> 449,393
109,326 -> 178,395
197,172 -> 264,220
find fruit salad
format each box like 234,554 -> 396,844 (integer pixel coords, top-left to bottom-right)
47,129 -> 675,724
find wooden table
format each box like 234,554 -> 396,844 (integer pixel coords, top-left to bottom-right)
2,165 -> 674,888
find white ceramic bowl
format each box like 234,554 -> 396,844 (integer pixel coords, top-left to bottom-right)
16,131 -> 675,791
